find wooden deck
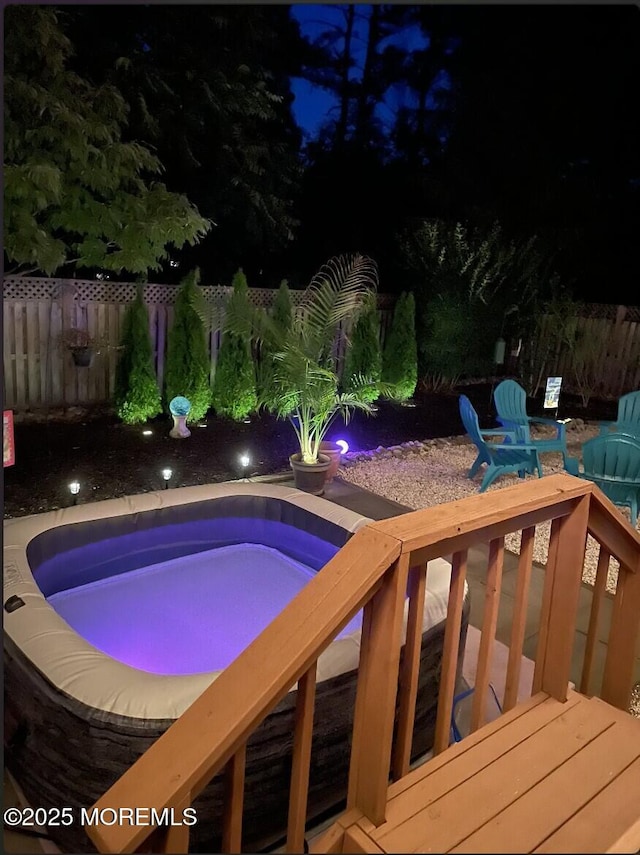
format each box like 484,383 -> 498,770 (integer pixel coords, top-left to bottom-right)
323,690 -> 640,854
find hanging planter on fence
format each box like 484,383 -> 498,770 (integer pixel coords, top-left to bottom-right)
70,346 -> 94,368
60,328 -> 95,368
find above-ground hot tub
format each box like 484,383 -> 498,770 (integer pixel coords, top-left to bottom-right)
4,482 -> 469,853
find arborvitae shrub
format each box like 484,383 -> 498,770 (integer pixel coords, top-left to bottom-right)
114,286 -> 162,424
211,268 -> 258,420
259,279 -> 293,410
272,278 -> 294,330
164,268 -> 211,422
381,291 -> 418,401
342,293 -> 381,403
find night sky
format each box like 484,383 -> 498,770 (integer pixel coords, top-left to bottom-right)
290,4 -> 438,139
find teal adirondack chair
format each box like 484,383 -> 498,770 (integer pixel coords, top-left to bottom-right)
493,379 -> 569,466
598,390 -> 640,439
565,433 -> 640,526
459,395 -> 543,492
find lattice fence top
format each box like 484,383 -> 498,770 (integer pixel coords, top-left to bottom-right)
3,277 -> 636,318
2,277 -> 397,308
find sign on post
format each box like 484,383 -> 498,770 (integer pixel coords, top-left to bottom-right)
544,377 -> 562,411
3,410 -> 15,467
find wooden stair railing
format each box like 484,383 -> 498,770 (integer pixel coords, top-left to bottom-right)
580,489 -> 640,709
85,474 -> 640,854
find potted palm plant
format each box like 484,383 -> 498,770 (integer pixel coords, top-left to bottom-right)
202,253 -> 382,495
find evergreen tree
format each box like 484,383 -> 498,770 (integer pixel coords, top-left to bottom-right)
272,279 -> 294,331
342,294 -> 382,403
3,6 -> 210,277
211,269 -> 258,421
114,286 -> 162,424
259,280 -> 294,409
381,292 -> 418,402
164,269 -> 211,422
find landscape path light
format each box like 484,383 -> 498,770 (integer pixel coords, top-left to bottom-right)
69,480 -> 81,505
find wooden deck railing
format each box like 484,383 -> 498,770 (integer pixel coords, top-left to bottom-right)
86,474 -> 640,854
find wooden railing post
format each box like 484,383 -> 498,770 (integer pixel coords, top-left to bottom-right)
286,663 -> 318,853
601,562 -> 640,710
470,537 -> 505,732
392,562 -> 428,780
503,525 -> 535,711
433,549 -> 468,754
347,552 -> 411,825
580,546 -> 611,695
535,495 -> 590,701
221,745 -> 246,853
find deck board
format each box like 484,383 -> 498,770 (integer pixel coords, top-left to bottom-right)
376,693 -> 581,832
532,756 -> 640,854
346,692 -> 640,854
452,712 -> 640,853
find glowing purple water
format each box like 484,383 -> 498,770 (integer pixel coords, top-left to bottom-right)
48,544 -> 363,675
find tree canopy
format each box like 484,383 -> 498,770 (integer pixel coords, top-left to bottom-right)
3,5 -> 211,277
60,4 -> 304,284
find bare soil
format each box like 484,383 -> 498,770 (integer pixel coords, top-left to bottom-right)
2,383 -> 617,520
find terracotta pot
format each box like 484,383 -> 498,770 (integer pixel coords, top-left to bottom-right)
289,453 -> 331,496
319,441 -> 342,483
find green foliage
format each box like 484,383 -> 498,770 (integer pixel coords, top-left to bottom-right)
520,290 -> 583,398
62,5 -> 302,279
114,287 -> 162,425
271,279 -> 294,331
3,6 -> 211,276
571,320 -> 609,407
211,269 -> 258,421
217,254 -> 382,463
164,269 -> 212,422
259,279 -> 294,410
381,292 -> 418,402
399,219 -> 559,380
421,292 -> 499,383
342,293 -> 382,403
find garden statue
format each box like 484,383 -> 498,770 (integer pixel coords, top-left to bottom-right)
169,396 -> 192,439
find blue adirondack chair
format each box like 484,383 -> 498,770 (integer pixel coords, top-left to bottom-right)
598,390 -> 640,439
493,379 -> 569,466
565,433 -> 640,526
459,395 -> 543,492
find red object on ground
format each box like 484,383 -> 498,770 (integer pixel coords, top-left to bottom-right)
4,409 -> 15,467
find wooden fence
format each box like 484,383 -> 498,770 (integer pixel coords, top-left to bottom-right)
2,278 -> 639,411
2,277 -> 396,411
537,305 -> 640,400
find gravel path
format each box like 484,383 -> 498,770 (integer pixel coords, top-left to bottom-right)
340,421 -> 638,594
